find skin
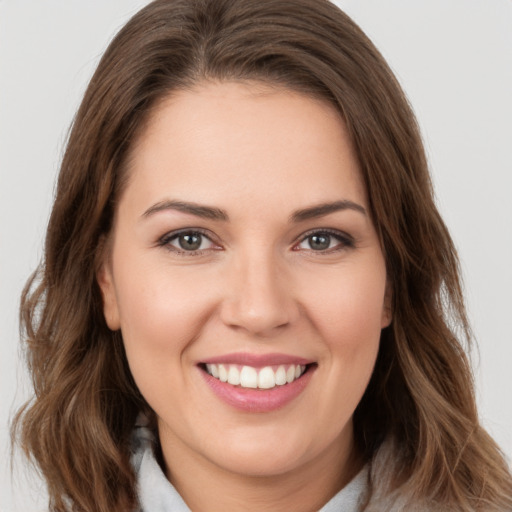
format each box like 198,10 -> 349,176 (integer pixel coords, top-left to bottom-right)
98,81 -> 391,511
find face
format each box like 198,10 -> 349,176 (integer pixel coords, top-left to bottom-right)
98,81 -> 391,482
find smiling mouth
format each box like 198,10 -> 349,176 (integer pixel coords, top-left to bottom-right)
199,363 -> 315,390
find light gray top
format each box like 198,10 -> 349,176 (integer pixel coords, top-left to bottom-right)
131,421 -> 368,512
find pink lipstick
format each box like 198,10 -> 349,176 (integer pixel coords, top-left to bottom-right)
198,353 -> 316,413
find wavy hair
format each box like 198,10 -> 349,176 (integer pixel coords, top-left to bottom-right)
12,0 -> 512,511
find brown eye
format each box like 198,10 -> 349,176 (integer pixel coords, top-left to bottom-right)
177,233 -> 203,251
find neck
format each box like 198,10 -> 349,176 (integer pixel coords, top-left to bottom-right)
158,423 -> 363,512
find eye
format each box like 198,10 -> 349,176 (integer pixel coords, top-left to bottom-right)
295,230 -> 354,252
159,230 -> 219,254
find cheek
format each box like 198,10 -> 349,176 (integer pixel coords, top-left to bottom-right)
305,271 -> 384,431
115,254 -> 209,333
300,261 -> 385,407
319,281 -> 383,380
111,257 -> 217,387
302,260 -> 387,347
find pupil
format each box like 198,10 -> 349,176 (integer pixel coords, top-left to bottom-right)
179,233 -> 202,251
309,234 -> 330,250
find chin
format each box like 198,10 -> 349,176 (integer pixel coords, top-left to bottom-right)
211,448 -> 305,478
203,426 -> 317,478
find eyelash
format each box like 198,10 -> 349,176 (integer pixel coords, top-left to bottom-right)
157,228 -> 355,256
157,228 -> 219,256
293,228 -> 355,254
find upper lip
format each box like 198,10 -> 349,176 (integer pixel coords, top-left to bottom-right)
199,352 -> 314,367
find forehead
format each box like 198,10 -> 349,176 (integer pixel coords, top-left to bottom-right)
122,81 -> 366,216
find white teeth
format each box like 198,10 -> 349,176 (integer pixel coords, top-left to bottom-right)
218,364 -> 228,383
205,363 -> 307,389
258,366 -> 275,389
240,366 -> 258,388
206,364 -> 219,378
286,365 -> 295,383
227,365 -> 240,385
275,365 -> 287,385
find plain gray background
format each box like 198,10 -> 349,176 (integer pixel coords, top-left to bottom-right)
1,1 -> 511,510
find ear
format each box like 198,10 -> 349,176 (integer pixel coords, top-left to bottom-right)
96,254 -> 121,331
381,280 -> 393,328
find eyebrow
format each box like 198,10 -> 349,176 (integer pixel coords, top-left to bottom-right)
290,200 -> 367,222
141,199 -> 366,223
142,200 -> 229,221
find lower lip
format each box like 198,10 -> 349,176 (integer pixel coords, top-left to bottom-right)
199,366 -> 315,413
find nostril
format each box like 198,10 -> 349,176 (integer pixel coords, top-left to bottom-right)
218,271 -> 299,335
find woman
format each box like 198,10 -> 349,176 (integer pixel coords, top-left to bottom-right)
12,0 -> 512,510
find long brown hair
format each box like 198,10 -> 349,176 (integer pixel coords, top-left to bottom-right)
12,1 -> 512,511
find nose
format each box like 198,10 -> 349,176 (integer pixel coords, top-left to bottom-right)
219,252 -> 299,337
